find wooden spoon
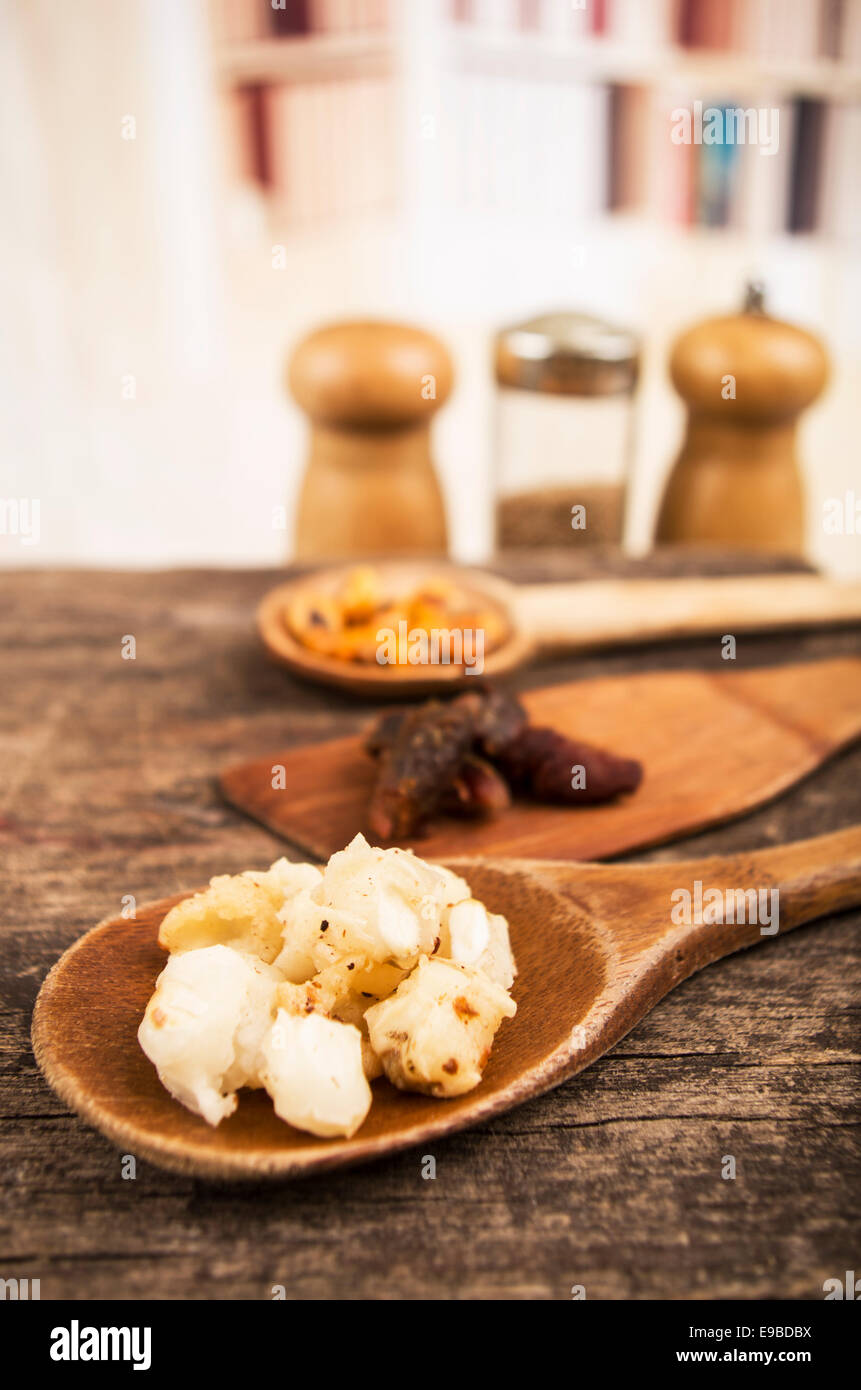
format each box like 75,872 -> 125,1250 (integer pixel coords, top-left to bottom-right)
258,561 -> 861,695
32,826 -> 861,1180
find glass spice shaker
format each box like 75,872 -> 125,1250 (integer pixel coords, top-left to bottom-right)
493,312 -> 640,551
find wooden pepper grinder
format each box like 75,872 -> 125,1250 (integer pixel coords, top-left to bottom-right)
288,319 -> 452,559
655,284 -> 829,553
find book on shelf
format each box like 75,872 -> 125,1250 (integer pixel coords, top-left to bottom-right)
840,0 -> 861,59
607,83 -> 650,212
211,0 -> 390,42
732,97 -> 796,238
789,97 -> 828,233
244,75 -> 395,224
820,96 -> 861,241
612,0 -> 676,48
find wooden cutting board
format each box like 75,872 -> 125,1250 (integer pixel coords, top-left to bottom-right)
219,659 -> 861,863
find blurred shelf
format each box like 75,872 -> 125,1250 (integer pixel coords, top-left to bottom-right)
447,30 -> 861,101
213,28 -> 861,98
214,34 -> 394,85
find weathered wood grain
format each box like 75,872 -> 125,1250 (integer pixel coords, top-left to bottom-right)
1,556 -> 859,1300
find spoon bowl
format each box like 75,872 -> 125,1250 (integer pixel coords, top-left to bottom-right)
31,828 -> 861,1179
256,562 -> 528,696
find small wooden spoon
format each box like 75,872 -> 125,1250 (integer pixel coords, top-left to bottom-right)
32,827 -> 860,1180
258,561 -> 861,695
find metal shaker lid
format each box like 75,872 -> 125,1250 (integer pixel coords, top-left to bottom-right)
495,311 -> 640,396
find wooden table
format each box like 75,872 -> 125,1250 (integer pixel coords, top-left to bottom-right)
2,557 -> 859,1301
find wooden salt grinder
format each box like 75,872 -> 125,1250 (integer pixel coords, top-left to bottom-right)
655,285 -> 829,553
288,320 -> 453,559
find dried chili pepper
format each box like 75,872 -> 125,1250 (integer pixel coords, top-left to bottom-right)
442,753 -> 512,818
364,709 -> 406,758
367,700 -> 477,840
495,726 -> 642,804
456,685 -> 528,755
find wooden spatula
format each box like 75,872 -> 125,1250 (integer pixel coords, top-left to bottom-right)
258,562 -> 861,695
220,659 -> 861,863
31,826 -> 861,1181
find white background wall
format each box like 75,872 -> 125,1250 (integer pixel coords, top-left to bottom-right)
1,0 -> 859,575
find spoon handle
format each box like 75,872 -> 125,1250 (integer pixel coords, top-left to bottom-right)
512,575 -> 861,651
521,825 -> 861,972
735,826 -> 861,933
